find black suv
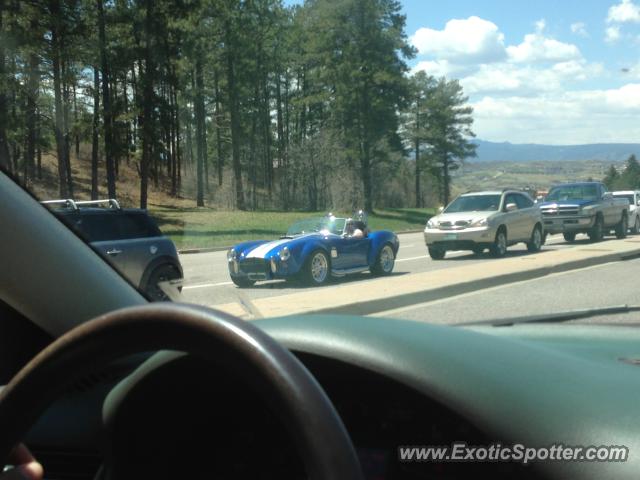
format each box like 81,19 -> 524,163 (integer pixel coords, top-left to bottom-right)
43,199 -> 183,301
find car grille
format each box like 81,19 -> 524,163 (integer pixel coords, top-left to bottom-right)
437,220 -> 471,230
240,258 -> 269,274
541,205 -> 580,216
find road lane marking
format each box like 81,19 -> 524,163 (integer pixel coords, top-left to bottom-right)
396,255 -> 427,263
183,281 -> 233,290
371,260 -> 620,318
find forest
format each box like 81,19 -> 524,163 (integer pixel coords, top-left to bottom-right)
0,0 -> 476,212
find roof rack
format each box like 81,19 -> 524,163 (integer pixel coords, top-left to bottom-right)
40,198 -> 121,210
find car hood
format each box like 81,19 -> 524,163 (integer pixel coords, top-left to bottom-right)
432,211 -> 497,224
240,233 -> 324,259
538,199 -> 596,208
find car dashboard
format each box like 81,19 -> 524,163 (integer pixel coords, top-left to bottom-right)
18,313 -> 640,480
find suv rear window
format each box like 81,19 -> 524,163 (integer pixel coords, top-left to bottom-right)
64,212 -> 162,242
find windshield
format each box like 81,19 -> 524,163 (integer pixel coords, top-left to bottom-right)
286,217 -> 346,236
545,185 -> 600,202
3,0 -> 640,327
444,195 -> 501,213
613,194 -> 635,205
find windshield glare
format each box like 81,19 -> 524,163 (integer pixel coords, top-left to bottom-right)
444,195 -> 501,213
286,218 -> 346,236
546,185 -> 599,202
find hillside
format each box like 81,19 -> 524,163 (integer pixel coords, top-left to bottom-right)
472,140 -> 640,163
450,159 -> 619,197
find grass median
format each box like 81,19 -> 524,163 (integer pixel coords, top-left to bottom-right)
149,207 -> 435,250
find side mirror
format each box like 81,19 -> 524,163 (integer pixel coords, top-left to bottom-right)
602,193 -> 612,200
505,203 -> 517,212
437,206 -> 444,213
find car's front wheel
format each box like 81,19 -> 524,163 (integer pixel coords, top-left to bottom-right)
304,250 -> 330,286
490,229 -> 508,258
145,264 -> 182,301
371,243 -> 395,276
231,276 -> 256,288
615,213 -> 628,239
588,215 -> 604,242
527,226 -> 543,253
428,246 -> 446,260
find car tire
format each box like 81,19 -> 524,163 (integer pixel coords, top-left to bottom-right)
490,229 -> 508,258
615,213 -> 628,239
633,216 -> 640,235
588,215 -> 604,242
563,232 -> 576,243
527,225 -> 543,252
371,243 -> 395,276
428,246 -> 446,260
231,276 -> 256,288
144,264 -> 182,301
304,250 -> 330,286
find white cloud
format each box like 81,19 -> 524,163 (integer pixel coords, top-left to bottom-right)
410,60 -> 479,79
570,22 -> 588,36
605,25 -> 622,43
410,16 -> 507,64
459,61 -> 603,96
506,31 -> 582,63
607,0 -> 640,23
471,84 -> 640,144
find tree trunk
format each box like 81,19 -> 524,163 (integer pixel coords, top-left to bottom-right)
0,0 -> 9,172
225,24 -> 245,210
25,43 -> 39,182
195,61 -> 206,207
414,98 -> 421,208
139,0 -> 155,209
91,66 -> 100,199
50,0 -> 69,198
36,109 -> 42,179
214,68 -> 223,187
443,154 -> 450,206
97,0 -> 116,199
73,80 -> 80,159
61,58 -> 74,196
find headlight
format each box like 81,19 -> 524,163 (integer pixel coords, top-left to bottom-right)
470,218 -> 488,227
227,249 -> 237,261
581,205 -> 595,212
426,218 -> 438,229
279,246 -> 291,261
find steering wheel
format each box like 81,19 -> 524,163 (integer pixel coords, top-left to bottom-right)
0,304 -> 363,480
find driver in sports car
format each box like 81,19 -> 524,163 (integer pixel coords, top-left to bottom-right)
345,220 -> 365,238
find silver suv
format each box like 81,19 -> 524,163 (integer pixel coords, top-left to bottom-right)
43,199 -> 183,300
424,190 -> 544,259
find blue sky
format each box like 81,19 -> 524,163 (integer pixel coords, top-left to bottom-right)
286,0 -> 640,145
402,0 -> 640,144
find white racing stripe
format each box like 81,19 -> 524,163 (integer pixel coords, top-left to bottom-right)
183,281 -> 233,290
245,233 -> 316,258
245,238 -> 292,258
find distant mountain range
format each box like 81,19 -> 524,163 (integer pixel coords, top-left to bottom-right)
471,140 -> 640,163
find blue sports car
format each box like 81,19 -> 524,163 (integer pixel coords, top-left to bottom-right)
227,213 -> 399,287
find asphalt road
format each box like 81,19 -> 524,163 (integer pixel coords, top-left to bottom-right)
378,256 -> 640,326
178,231 -> 578,307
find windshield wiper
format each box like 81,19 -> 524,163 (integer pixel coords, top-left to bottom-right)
459,305 -> 640,327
